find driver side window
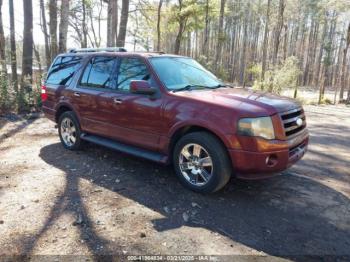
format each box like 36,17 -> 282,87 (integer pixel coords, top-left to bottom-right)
117,58 -> 151,92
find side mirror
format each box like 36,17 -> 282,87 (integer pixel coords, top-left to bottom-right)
130,80 -> 156,95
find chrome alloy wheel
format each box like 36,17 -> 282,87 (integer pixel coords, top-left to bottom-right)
179,143 -> 213,186
60,117 -> 77,147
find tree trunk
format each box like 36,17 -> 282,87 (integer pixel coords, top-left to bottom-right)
156,0 -> 163,51
174,20 -> 186,55
81,0 -> 88,48
239,2 -> 249,86
117,0 -> 129,47
107,0 -> 118,47
20,0 -> 33,111
303,18 -> 315,86
272,0 -> 285,66
260,0 -> 271,89
215,0 -> 226,69
339,23 -> 350,100
319,12 -> 336,104
203,0 -> 209,59
58,0 -> 69,53
49,0 -> 58,59
40,0 -> 51,68
186,31 -> 191,57
0,0 -> 7,75
314,16 -> 328,89
8,0 -> 18,96
22,0 -> 33,81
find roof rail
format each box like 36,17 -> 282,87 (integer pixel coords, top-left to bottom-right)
68,47 -> 127,53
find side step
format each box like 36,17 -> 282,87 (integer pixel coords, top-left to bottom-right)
80,133 -> 168,164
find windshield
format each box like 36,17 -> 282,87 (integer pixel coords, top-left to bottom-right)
149,57 -> 222,91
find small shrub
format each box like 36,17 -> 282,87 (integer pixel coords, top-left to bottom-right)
0,73 -> 11,113
252,56 -> 301,95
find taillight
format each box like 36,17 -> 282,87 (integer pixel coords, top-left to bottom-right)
41,85 -> 48,102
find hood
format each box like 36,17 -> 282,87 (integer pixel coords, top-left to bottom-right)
174,88 -> 301,116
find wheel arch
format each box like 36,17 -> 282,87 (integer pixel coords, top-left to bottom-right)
55,103 -> 78,123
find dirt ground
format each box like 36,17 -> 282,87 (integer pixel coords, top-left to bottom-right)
0,105 -> 349,259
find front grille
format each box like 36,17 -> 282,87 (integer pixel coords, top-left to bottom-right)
280,108 -> 306,138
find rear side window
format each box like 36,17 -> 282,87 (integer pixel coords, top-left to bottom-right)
46,56 -> 82,86
117,58 -> 150,91
80,56 -> 117,89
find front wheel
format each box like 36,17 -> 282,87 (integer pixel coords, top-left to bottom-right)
173,132 -> 232,193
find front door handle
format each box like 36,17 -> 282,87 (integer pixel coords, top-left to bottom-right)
74,92 -> 80,97
113,98 -> 123,104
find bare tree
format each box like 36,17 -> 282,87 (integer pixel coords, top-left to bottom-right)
81,0 -> 88,48
21,0 -> 33,111
272,0 -> 285,65
203,0 -> 209,58
0,0 -> 7,74
174,0 -> 187,54
156,0 -> 163,51
58,0 -> 70,53
40,0 -> 51,68
8,0 -> 18,95
49,0 -> 58,59
260,0 -> 271,89
107,0 -> 118,47
215,0 -> 226,69
339,23 -> 350,100
117,0 -> 130,47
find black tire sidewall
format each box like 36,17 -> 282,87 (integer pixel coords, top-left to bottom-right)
173,132 -> 232,193
58,111 -> 82,150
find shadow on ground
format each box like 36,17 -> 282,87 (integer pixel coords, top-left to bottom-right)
33,142 -> 350,257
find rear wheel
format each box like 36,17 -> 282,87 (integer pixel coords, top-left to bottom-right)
58,111 -> 83,150
173,132 -> 232,193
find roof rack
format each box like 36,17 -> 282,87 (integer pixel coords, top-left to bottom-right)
68,47 -> 127,53
147,51 -> 165,54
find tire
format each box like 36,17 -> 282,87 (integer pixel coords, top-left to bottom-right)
58,111 -> 83,150
173,131 -> 232,193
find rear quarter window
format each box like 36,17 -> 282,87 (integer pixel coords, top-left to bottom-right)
46,56 -> 83,86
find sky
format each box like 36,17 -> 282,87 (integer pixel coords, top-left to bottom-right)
1,0 -> 140,50
3,0 -> 48,47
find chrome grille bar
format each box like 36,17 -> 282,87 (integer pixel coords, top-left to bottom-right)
279,107 -> 306,138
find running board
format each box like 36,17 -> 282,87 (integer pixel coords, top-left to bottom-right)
80,133 -> 168,164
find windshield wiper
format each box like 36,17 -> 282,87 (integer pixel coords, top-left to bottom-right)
172,83 -> 233,93
209,84 -> 234,89
172,84 -> 205,93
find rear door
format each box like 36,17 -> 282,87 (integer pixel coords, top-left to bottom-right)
71,55 -> 118,136
44,55 -> 83,116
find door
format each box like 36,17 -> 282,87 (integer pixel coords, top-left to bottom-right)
71,55 -> 118,136
106,57 -> 164,151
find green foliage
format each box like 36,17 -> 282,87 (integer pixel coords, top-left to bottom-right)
248,63 -> 262,80
273,56 -> 301,93
197,55 -> 228,80
0,73 -> 10,113
253,56 -> 301,94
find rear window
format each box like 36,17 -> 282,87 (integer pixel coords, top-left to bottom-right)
46,56 -> 82,86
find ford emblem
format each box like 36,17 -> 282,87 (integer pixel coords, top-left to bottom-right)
296,118 -> 303,127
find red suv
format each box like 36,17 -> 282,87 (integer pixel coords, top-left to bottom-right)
42,48 -> 308,193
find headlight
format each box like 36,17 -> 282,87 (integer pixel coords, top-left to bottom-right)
237,117 -> 275,140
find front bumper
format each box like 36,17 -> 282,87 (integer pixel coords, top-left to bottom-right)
229,130 -> 309,180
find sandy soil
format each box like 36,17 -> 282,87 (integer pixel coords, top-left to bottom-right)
0,105 -> 349,259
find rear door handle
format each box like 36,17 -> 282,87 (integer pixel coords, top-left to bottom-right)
74,92 -> 80,97
113,98 -> 123,104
